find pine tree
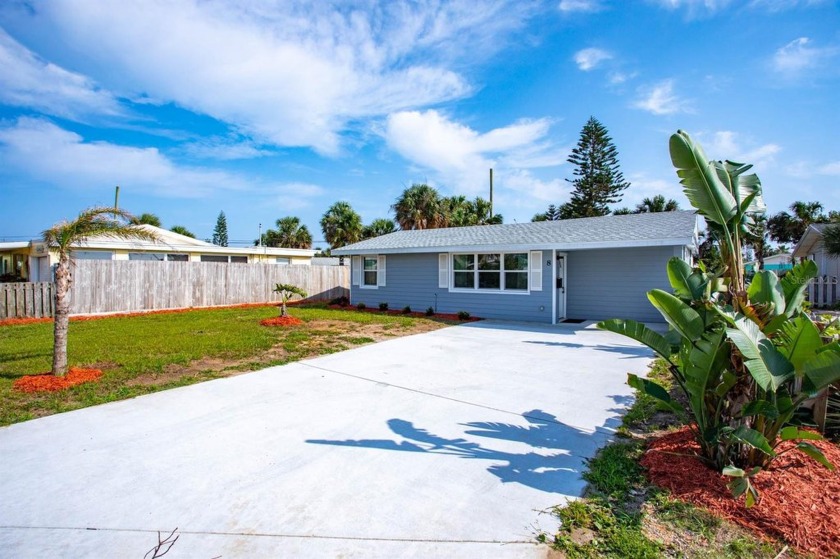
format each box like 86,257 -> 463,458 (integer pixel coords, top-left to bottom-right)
561,117 -> 630,218
212,211 -> 228,247
531,204 -> 561,222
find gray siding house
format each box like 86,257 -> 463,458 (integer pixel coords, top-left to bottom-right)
333,211 -> 700,324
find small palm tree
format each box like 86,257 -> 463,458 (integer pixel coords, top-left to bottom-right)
273,283 -> 307,316
43,207 -> 158,376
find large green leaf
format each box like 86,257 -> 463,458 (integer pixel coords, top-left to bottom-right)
797,442 -> 835,470
683,328 -> 728,394
648,289 -> 704,341
730,425 -> 775,457
780,426 -> 823,441
726,317 -> 794,391
780,260 -> 818,317
779,314 -> 823,372
747,271 -> 785,317
627,374 -> 683,413
801,350 -> 840,393
669,131 -> 738,228
597,319 -> 674,359
667,257 -> 705,301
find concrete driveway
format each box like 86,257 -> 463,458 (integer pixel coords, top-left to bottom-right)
0,320 -> 653,558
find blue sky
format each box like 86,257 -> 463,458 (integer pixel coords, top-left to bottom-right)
1,0 -> 838,248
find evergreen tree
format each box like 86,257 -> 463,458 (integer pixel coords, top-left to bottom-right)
531,204 -> 561,222
561,117 -> 630,218
212,211 -> 228,246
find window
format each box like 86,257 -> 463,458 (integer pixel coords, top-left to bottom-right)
129,252 -> 165,261
167,254 -> 188,262
230,256 -> 248,263
450,252 -> 529,292
276,257 -> 291,265
200,255 -> 228,263
363,256 -> 378,286
71,251 -> 113,260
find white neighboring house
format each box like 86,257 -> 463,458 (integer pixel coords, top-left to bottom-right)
793,223 -> 840,278
0,225 -> 316,282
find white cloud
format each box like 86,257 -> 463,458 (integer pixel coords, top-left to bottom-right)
649,0 -> 733,15
0,118 -> 328,205
772,37 -> 837,75
632,80 -> 691,115
608,71 -> 636,85
702,131 -> 781,167
5,1 -> 534,155
558,0 -> 604,13
621,174 -> 687,209
749,0 -> 832,11
818,161 -> 840,176
383,110 -> 568,208
573,48 -> 612,71
0,28 -> 123,121
179,137 -> 274,160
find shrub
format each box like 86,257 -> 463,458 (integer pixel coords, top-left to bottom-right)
356,302 -> 366,310
378,302 -> 388,311
425,307 -> 435,316
330,295 -> 349,307
599,131 -> 840,507
457,311 -> 470,320
402,305 -> 411,314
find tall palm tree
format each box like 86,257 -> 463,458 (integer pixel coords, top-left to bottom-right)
634,195 -> 680,213
320,202 -> 363,249
392,184 -> 445,230
130,212 -> 162,227
170,225 -> 195,238
767,200 -> 826,244
43,207 -> 158,376
362,218 -> 396,239
274,217 -> 313,249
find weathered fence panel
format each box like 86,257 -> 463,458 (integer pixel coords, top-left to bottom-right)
0,282 -> 54,319
67,261 -> 349,316
808,275 -> 838,308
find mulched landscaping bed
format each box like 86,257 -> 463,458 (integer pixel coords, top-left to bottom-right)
327,305 -> 482,322
642,426 -> 840,558
13,368 -> 103,393
260,315 -> 303,327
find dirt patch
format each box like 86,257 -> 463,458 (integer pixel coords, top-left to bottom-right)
642,426 -> 840,558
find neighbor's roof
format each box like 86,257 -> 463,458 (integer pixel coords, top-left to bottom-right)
792,223 -> 832,258
335,211 -> 701,255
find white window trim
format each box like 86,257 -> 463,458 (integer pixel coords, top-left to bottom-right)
447,251 -> 531,295
360,255 -> 382,290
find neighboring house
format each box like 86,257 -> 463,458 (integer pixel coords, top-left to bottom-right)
793,223 -> 840,278
0,225 -> 316,282
746,253 -> 793,275
334,211 -> 700,324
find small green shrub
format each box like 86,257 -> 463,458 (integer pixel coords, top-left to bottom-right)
402,305 -> 411,314
356,302 -> 366,310
457,311 -> 470,320
378,302 -> 388,311
425,307 -> 435,316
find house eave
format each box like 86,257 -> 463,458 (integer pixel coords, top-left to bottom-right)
334,237 -> 696,256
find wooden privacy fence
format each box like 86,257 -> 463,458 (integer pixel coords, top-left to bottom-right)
68,261 -> 349,315
0,282 -> 54,319
809,275 -> 838,308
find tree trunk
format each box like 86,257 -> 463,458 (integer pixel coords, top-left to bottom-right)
280,300 -> 287,317
52,254 -> 71,377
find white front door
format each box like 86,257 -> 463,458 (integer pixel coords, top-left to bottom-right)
556,254 -> 566,320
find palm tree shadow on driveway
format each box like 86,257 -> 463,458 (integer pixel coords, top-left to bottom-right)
307,407 -> 626,495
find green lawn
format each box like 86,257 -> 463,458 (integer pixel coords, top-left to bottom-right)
0,304 -> 450,426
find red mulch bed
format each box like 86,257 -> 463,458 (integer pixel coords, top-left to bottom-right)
13,368 -> 103,393
260,315 -> 303,327
642,426 -> 840,558
327,305 -> 482,322
0,302 -> 286,327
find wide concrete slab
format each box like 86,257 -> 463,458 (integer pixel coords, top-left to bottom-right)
0,321 -> 654,558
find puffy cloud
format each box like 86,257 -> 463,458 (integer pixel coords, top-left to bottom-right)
772,37 -> 837,75
0,118 -> 325,204
632,80 -> 692,115
818,161 -> 840,176
0,28 -> 123,121
4,1 -> 533,155
558,0 -> 604,13
703,131 -> 781,167
648,0 -> 733,15
573,48 -> 612,71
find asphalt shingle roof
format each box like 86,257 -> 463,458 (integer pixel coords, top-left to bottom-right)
335,210 -> 699,255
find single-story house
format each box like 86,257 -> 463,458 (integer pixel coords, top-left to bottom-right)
0,225 -> 316,282
793,223 -> 840,278
746,253 -> 793,275
334,211 -> 701,324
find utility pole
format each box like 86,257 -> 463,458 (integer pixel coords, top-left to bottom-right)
114,185 -> 120,218
489,169 -> 494,219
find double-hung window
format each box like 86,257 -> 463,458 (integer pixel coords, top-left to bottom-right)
363,256 -> 378,287
451,252 -> 529,292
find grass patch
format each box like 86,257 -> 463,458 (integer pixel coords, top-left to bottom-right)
542,358 -> 796,559
0,303 -> 453,426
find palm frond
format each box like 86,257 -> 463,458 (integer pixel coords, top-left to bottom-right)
43,206 -> 160,251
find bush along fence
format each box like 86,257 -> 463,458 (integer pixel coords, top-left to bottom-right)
809,275 -> 838,308
0,282 -> 54,319
0,262 -> 348,319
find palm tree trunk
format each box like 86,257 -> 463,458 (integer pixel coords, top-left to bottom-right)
52,254 -> 71,376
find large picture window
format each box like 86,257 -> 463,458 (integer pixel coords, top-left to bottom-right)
451,252 -> 529,292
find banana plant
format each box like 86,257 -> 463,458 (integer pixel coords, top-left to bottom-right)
598,131 -> 840,507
